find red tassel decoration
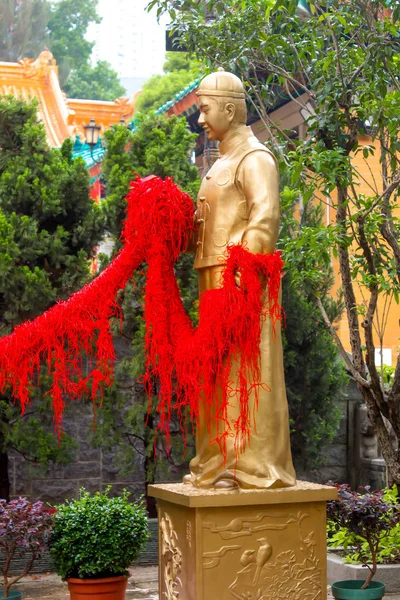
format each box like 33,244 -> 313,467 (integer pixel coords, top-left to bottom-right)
0,176 -> 283,458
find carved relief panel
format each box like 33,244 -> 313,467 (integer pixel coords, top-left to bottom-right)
160,513 -> 183,600
154,485 -> 332,600
158,503 -> 196,600
200,503 -> 325,600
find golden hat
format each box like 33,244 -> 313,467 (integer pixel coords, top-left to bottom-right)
196,68 -> 245,99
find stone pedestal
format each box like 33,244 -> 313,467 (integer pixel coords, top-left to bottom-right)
149,481 -> 337,600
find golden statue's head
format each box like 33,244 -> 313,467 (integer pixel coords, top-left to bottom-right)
196,69 -> 247,141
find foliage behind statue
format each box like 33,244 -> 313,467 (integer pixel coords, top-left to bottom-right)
0,95 -> 105,500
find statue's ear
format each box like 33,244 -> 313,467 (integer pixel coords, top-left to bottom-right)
225,102 -> 236,123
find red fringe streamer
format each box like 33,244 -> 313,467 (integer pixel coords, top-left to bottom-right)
0,176 -> 283,457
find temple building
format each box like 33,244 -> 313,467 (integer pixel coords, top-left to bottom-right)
0,50 -> 135,202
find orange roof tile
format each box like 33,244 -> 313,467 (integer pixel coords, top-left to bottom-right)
0,51 -> 135,148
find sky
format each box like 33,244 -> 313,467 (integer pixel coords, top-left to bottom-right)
87,0 -> 168,96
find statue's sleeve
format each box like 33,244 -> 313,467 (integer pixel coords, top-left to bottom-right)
183,214 -> 198,254
236,150 -> 280,255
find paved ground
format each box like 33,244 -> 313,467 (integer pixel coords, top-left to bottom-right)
12,567 -> 400,599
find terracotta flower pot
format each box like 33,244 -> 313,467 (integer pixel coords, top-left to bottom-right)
67,575 -> 128,600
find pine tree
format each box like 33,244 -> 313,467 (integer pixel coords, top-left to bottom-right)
279,197 -> 347,469
0,95 -> 106,500
103,112 -> 200,240
93,113 -> 200,515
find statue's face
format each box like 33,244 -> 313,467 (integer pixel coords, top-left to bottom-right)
198,96 -> 232,141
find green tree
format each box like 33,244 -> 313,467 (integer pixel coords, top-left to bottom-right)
0,95 -> 106,500
47,0 -> 100,85
134,51 -> 202,113
163,50 -> 200,74
103,112 -> 200,238
151,0 -> 400,483
0,0 -> 50,62
280,193 -> 347,469
63,60 -> 126,101
93,114 -> 200,515
48,0 -> 125,100
0,0 -> 125,101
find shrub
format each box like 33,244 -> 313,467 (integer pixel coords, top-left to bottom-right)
0,498 -> 54,597
49,488 -> 149,580
328,485 -> 400,565
327,484 -> 400,588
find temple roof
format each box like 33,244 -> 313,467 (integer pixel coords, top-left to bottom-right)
154,78 -> 200,117
72,136 -> 105,170
0,51 -> 72,148
0,50 -> 135,159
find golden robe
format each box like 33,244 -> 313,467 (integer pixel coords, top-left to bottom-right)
189,125 -> 296,489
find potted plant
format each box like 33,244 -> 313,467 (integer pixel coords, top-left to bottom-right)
0,497 -> 54,599
49,488 -> 149,600
327,483 -> 400,600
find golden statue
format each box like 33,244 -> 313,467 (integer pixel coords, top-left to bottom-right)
184,69 -> 296,490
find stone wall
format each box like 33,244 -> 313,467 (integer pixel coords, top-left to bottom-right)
7,334 -> 186,505
296,378 -> 389,489
8,377 -> 391,506
9,405 -> 147,505
8,395 -> 188,505
296,389 -> 350,485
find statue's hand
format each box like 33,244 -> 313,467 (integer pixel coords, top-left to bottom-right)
234,270 -> 241,288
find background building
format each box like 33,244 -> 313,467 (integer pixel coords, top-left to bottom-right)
87,0 -> 168,97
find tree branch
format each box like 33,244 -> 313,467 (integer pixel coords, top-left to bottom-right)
8,551 -> 37,591
354,208 -> 388,413
336,185 -> 366,377
387,352 -> 400,437
315,295 -> 370,388
262,60 -> 314,98
9,447 -> 40,463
